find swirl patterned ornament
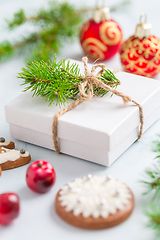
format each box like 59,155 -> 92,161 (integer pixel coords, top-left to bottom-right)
80,19 -> 122,61
120,36 -> 160,78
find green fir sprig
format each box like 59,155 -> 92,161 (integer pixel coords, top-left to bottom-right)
152,134 -> 160,159
141,135 -> 160,236
141,163 -> 160,197
144,202 -> 160,238
0,0 -> 131,62
110,0 -> 131,12
18,56 -> 120,106
0,1 -> 83,62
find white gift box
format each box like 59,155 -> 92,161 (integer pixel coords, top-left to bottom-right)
5,60 -> 160,166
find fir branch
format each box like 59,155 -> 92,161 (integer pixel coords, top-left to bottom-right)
110,0 -> 131,12
141,136 -> 160,197
18,56 -> 120,106
141,135 -> 160,237
0,0 -> 131,63
5,9 -> 26,29
144,201 -> 160,238
0,1 -> 83,62
141,163 -> 160,197
81,0 -> 131,13
152,134 -> 160,159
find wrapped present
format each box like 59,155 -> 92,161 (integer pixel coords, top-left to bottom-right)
5,59 -> 160,166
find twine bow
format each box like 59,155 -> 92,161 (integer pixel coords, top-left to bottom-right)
52,57 -> 144,154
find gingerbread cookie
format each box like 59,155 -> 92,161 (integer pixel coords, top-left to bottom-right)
0,148 -> 31,171
55,175 -> 134,229
0,137 -> 15,149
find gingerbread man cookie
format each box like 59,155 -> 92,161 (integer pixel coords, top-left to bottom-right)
55,175 -> 134,229
0,137 -> 15,149
0,148 -> 31,171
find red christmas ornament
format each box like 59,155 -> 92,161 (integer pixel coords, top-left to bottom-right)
80,7 -> 122,61
120,14 -> 160,78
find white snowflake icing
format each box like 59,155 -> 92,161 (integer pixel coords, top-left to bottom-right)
58,175 -> 132,219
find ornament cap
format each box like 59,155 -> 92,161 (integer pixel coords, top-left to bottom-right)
93,7 -> 111,23
135,13 -> 152,39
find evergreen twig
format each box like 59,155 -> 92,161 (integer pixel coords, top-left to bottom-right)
141,163 -> 160,197
141,135 -> 160,236
144,202 -> 160,238
18,55 -> 120,106
152,134 -> 160,159
0,0 -> 131,62
110,0 -> 131,12
0,1 -> 83,62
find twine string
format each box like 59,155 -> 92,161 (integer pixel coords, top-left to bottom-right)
52,57 -> 144,154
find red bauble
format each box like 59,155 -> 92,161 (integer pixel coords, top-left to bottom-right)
0,193 -> 20,225
120,14 -> 160,78
80,19 -> 122,61
26,160 -> 56,194
120,35 -> 160,78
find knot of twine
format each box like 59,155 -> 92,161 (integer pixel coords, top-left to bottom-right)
52,57 -> 144,154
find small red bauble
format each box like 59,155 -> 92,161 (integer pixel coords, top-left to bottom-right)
120,14 -> 160,78
80,7 -> 122,61
0,193 -> 20,225
26,160 -> 56,193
